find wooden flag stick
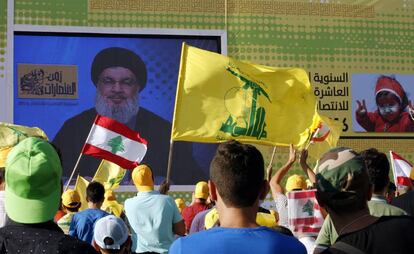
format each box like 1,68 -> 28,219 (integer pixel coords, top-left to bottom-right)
166,140 -> 174,182
65,153 -> 82,191
268,146 -> 277,168
266,146 -> 277,182
64,116 -> 98,191
305,127 -> 320,150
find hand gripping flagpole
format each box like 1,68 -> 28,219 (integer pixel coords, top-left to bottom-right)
166,140 -> 174,182
64,115 -> 98,191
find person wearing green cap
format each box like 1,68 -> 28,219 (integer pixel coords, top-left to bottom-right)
314,147 -> 414,254
0,137 -> 97,253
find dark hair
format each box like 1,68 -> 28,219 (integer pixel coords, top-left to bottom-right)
272,225 -> 294,237
86,181 -> 105,203
65,203 -> 81,213
210,140 -> 264,208
360,148 -> 390,193
0,167 -> 4,185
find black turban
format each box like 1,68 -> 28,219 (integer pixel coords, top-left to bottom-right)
91,47 -> 147,91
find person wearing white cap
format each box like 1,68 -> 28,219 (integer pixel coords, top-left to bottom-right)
93,215 -> 131,254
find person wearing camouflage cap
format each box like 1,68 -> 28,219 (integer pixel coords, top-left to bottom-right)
315,147 -> 414,254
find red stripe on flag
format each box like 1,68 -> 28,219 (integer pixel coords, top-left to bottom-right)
292,226 -> 321,233
397,176 -> 412,187
288,190 -> 316,199
289,217 -> 318,225
94,115 -> 148,145
311,130 -> 330,142
391,151 -> 413,167
82,144 -> 138,169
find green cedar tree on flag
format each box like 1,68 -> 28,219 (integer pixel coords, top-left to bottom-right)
82,115 -> 147,169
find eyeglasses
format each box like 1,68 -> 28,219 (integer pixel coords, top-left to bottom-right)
98,77 -> 138,88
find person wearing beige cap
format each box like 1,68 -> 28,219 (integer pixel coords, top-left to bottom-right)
124,164 -> 185,253
57,189 -> 82,234
182,181 -> 210,233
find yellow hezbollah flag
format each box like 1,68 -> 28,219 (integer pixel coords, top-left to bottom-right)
74,175 -> 89,211
0,122 -> 48,148
172,43 -> 317,146
307,114 -> 342,160
93,159 -> 126,190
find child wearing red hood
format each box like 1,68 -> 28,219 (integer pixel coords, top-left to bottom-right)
356,75 -> 414,132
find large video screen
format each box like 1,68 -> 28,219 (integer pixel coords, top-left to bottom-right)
14,30 -> 225,185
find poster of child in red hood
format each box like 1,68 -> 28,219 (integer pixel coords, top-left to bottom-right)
355,75 -> 414,132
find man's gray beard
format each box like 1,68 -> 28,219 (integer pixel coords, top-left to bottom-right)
95,94 -> 139,123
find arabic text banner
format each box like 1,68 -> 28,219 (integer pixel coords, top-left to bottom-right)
172,43 -> 318,146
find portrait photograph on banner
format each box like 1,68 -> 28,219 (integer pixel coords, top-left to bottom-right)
351,73 -> 414,133
13,29 -> 225,185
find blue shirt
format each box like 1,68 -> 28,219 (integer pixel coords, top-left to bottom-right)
170,226 -> 306,254
69,208 -> 109,244
124,190 -> 183,254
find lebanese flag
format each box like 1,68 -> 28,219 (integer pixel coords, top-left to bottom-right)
311,122 -> 330,142
81,115 -> 148,169
287,189 -> 324,237
390,151 -> 413,188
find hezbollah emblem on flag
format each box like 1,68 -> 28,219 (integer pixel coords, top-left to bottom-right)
220,65 -> 271,140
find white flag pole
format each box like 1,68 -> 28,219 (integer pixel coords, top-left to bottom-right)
305,127 -> 320,150
389,151 -> 398,190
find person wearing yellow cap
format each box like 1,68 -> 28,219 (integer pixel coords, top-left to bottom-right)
181,181 -> 210,233
57,189 -> 82,234
267,145 -> 311,228
124,164 -> 185,253
175,198 -> 186,213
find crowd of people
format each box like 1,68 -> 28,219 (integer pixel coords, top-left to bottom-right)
0,137 -> 414,253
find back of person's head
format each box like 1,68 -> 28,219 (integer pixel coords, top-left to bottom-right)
315,147 -> 371,216
5,137 -> 62,223
194,181 -> 209,200
286,174 -> 307,192
62,189 -> 81,212
94,215 -> 130,254
360,148 -> 390,193
210,140 -> 264,208
87,181 -> 105,204
132,164 -> 154,192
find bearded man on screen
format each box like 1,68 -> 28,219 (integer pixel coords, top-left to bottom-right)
53,47 -> 205,185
